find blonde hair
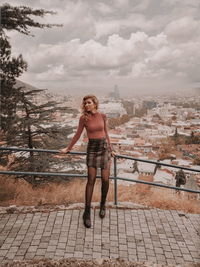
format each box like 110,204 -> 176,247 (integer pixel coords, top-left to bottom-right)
81,95 -> 99,120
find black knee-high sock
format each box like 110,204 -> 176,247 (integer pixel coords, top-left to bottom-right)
101,179 -> 109,205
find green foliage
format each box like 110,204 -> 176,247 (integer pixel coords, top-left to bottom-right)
0,3 -> 67,184
0,2 -> 61,145
0,33 -> 27,81
171,130 -> 200,146
175,169 -> 186,186
134,107 -> 147,117
108,114 -> 131,129
1,3 -> 61,36
193,157 -> 200,166
185,131 -> 200,145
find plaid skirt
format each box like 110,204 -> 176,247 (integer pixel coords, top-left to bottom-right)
86,138 -> 111,169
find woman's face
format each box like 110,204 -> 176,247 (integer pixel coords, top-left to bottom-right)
84,98 -> 96,112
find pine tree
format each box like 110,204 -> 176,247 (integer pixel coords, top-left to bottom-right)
133,160 -> 139,173
1,3 -> 60,36
0,32 -> 28,141
16,89 -> 72,151
15,88 -> 73,183
173,127 -> 179,145
0,3 -> 66,183
0,3 -> 61,143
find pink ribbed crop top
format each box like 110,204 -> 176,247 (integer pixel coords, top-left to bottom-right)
67,112 -> 112,151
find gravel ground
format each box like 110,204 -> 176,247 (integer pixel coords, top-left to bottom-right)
0,258 -> 199,267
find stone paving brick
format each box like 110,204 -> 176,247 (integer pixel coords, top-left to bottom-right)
67,240 -> 76,246
74,251 -> 83,258
163,245 -> 172,252
138,253 -> 147,261
1,243 -> 12,250
92,252 -> 102,258
34,255 -> 44,260
66,246 -> 75,253
45,252 -> 55,258
0,250 -> 8,257
64,252 -> 74,258
27,245 -> 37,253
172,249 -> 182,257
146,249 -> 155,256
55,250 -> 65,257
119,250 -> 128,259
75,245 -> 84,252
24,252 -> 36,259
145,243 -> 153,250
8,247 -> 18,253
38,242 -> 48,249
31,239 -> 40,246
154,247 -> 164,254
35,248 -> 46,256
47,245 -> 57,252
20,243 -> 31,249
166,259 -> 176,265
15,249 -> 27,256
5,252 -> 16,260
183,254 -> 194,261
0,207 -> 199,264
165,251 -> 175,259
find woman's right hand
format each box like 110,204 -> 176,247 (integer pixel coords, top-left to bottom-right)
111,151 -> 116,157
59,148 -> 70,154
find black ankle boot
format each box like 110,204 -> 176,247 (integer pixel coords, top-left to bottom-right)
83,206 -> 91,228
99,203 -> 106,219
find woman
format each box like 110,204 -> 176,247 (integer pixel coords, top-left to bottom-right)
60,95 -> 115,228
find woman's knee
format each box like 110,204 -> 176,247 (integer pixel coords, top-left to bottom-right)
87,175 -> 96,186
101,169 -> 110,182
101,176 -> 109,183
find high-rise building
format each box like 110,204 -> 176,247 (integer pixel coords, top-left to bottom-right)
109,85 -> 120,99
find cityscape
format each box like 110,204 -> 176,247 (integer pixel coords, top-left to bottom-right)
29,84 -> 200,197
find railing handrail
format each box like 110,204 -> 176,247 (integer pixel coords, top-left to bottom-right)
1,146 -> 200,173
0,146 -> 86,155
117,154 -> 200,173
0,170 -> 199,194
1,146 -> 200,204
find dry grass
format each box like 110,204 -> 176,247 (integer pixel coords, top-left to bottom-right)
117,184 -> 200,214
0,175 -> 200,214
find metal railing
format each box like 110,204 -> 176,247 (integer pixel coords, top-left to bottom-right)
0,146 -> 200,205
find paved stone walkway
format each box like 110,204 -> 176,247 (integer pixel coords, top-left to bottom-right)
0,207 -> 199,265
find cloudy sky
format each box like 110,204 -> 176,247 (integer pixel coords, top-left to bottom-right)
4,0 -> 200,96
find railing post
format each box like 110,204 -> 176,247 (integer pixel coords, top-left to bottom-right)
114,156 -> 117,205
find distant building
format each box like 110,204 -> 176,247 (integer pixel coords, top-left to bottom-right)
109,85 -> 120,99
122,100 -> 135,115
99,101 -> 126,118
143,100 -> 157,110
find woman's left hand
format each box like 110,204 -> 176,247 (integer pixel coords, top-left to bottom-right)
111,151 -> 116,157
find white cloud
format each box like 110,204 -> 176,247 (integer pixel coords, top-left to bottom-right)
113,0 -> 130,9
165,17 -> 200,42
132,0 -> 150,12
95,21 -> 120,39
19,24 -> 200,89
95,3 -> 113,15
148,33 -> 168,48
164,0 -> 199,7
4,0 -> 200,94
95,13 -> 158,39
36,64 -> 65,81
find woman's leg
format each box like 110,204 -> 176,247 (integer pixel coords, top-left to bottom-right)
101,167 -> 110,205
99,163 -> 110,218
83,167 -> 97,228
85,167 -> 97,206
